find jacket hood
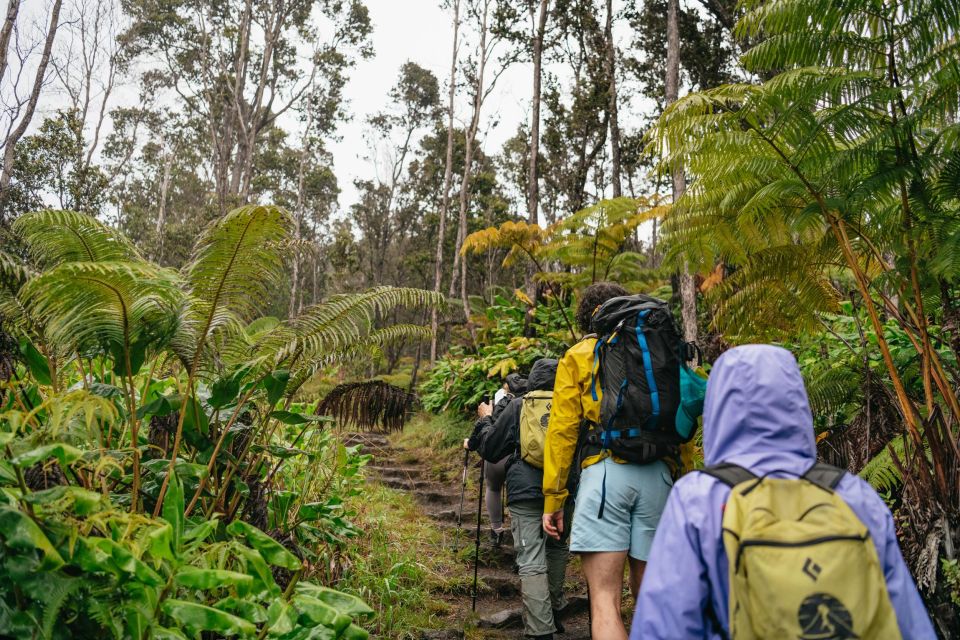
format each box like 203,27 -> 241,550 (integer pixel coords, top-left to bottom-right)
527,358 -> 558,392
505,372 -> 528,395
703,345 -> 816,473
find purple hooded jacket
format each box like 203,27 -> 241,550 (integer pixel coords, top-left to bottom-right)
630,345 -> 935,639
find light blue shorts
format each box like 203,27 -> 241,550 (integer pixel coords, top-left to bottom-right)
569,457 -> 673,560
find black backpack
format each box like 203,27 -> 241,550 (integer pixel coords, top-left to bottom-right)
584,294 -> 696,464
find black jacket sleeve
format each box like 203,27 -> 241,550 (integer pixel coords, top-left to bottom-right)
466,394 -> 513,451
476,398 -> 521,464
466,415 -> 492,451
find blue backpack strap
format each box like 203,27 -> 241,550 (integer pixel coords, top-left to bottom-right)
635,310 -> 660,428
590,337 -> 603,401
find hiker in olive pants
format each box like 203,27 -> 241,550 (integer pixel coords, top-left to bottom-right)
476,358 -> 575,640
509,499 -> 572,635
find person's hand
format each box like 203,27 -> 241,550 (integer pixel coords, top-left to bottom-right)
463,438 -> 470,450
477,401 -> 493,418
542,509 -> 564,541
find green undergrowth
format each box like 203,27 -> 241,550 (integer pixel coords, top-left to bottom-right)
337,483 -> 469,637
332,412 -> 475,638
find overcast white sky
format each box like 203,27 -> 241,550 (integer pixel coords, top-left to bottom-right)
333,0 -> 535,211
9,0 -> 647,214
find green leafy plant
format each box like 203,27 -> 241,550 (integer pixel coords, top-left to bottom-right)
0,205 -> 444,637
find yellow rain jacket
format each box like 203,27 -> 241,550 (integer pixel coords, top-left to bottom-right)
542,336 -> 613,513
542,336 -> 695,513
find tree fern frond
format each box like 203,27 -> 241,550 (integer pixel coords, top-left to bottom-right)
859,436 -> 911,493
183,205 -> 292,357
12,210 -> 140,268
19,262 -> 183,367
274,287 -> 444,365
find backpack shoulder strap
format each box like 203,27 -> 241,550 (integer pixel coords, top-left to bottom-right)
700,462 -> 756,488
802,462 -> 846,491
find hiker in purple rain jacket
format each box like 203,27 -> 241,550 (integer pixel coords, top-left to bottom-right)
630,344 -> 935,640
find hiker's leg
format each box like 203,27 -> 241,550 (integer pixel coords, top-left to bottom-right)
510,499 -> 555,637
627,557 -> 646,600
545,501 -> 573,610
485,457 -> 508,531
581,551 -> 628,640
568,459 -> 637,638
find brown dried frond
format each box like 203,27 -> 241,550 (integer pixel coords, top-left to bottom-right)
24,461 -> 66,490
147,412 -> 178,459
817,378 -> 900,472
315,380 -> 417,433
241,478 -> 268,531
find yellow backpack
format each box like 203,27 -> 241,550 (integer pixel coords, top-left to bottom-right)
518,390 -> 552,469
703,462 -> 901,640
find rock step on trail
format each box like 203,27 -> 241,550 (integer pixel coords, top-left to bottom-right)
342,432 -> 592,639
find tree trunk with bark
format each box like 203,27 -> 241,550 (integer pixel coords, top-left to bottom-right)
430,0 -> 461,363
604,0 -> 622,198
527,0 -> 549,225
0,0 -> 20,83
666,0 -> 697,345
0,0 -> 64,220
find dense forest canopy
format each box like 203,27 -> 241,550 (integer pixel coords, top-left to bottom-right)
1,0 -> 960,637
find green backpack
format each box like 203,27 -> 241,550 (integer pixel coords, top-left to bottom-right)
702,462 -> 901,640
518,390 -> 552,469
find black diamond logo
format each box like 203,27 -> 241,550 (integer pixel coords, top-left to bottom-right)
803,557 -> 822,581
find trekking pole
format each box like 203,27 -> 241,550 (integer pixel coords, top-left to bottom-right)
471,458 -> 485,612
453,448 -> 470,552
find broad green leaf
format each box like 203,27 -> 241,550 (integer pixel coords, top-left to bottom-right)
340,623 -> 369,640
162,469 -> 184,552
209,375 -> 241,409
251,443 -> 308,459
183,518 -> 217,545
291,595 -> 351,633
18,338 -> 51,385
151,628 -> 189,640
22,486 -> 104,516
236,545 -> 281,597
161,599 -> 255,636
226,520 -> 300,570
10,443 -> 82,467
183,396 -> 209,436
88,538 -> 162,585
266,600 -> 296,635
147,523 -> 175,563
263,370 -> 290,406
136,393 -> 181,419
175,567 -> 253,592
296,584 -> 373,619
0,506 -> 64,569
214,597 -> 268,625
88,382 -> 124,399
269,410 -> 326,425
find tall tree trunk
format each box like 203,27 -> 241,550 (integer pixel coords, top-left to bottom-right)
450,0 -> 494,346
604,0 -> 621,198
666,0 -> 697,344
430,0 -> 461,363
0,0 -> 20,83
290,85 -> 317,319
527,0 -> 549,224
154,146 -> 175,263
0,0 -> 63,219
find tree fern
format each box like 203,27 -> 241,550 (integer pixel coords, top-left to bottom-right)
183,204 -> 293,360
12,210 -> 140,268
271,286 -> 444,366
19,262 -> 183,371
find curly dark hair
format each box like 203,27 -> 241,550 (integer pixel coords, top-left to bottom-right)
575,281 -> 629,333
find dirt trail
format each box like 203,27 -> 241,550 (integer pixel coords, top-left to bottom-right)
344,432 -> 591,639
